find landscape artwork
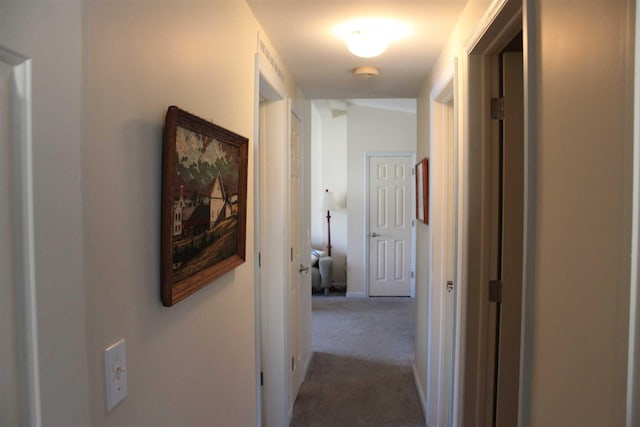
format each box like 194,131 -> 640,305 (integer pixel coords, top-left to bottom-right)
161,106 -> 248,306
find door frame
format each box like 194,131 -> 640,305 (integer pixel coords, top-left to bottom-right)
426,73 -> 459,427
364,151 -> 417,298
454,0 -> 526,425
253,49 -> 290,427
0,46 -> 40,427
628,1 -> 640,425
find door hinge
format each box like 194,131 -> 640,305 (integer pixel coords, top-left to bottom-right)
411,167 -> 415,176
490,97 -> 504,120
489,279 -> 502,303
260,371 -> 264,386
412,219 -> 415,227
411,271 -> 415,279
291,357 -> 295,372
258,252 -> 261,268
291,247 -> 294,262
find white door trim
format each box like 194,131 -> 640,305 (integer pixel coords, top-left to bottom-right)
0,47 -> 41,427
627,0 -> 640,424
252,53 -> 262,427
363,151 -> 416,298
426,73 -> 458,427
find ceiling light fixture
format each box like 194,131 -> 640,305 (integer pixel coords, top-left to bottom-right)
334,18 -> 411,59
347,30 -> 388,58
353,66 -> 379,79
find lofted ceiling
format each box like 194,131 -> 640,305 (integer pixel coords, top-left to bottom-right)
246,0 -> 468,100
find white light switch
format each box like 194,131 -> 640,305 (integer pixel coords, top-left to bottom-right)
104,339 -> 127,411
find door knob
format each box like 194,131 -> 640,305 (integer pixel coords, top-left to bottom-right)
299,264 -> 309,273
369,232 -> 380,238
447,280 -> 454,293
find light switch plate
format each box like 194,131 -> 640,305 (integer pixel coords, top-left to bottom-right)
104,339 -> 127,411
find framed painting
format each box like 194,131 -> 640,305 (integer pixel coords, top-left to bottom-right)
161,106 -> 248,306
415,158 -> 429,224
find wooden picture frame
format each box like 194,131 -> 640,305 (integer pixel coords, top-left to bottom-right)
415,158 -> 429,224
161,106 -> 248,306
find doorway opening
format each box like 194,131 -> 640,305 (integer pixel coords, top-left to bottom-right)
455,1 -> 524,425
309,99 -> 418,298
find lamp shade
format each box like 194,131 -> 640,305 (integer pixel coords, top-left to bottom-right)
321,190 -> 338,211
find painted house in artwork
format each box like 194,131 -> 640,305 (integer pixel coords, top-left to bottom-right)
209,172 -> 232,228
173,185 -> 187,236
172,173 -> 235,240
182,204 -> 210,237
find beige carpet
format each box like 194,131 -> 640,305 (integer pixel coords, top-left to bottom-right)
290,296 -> 426,427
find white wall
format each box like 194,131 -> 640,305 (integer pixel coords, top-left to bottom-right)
346,104 -> 417,296
84,2 -> 263,425
310,101 -> 348,284
522,1 -> 634,425
0,2 -> 91,426
414,92 -> 431,416
310,102 -> 324,250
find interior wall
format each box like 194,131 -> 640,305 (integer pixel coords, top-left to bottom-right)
522,1 -> 634,425
0,2 -> 91,426
83,2 -> 288,425
310,102 -> 324,251
414,88 -> 431,415
346,104 -> 417,296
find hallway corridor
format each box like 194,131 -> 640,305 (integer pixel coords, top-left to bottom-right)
290,297 -> 425,427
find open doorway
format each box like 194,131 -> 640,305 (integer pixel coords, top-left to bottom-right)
309,99 -> 417,298
455,2 -> 524,426
291,99 -> 422,424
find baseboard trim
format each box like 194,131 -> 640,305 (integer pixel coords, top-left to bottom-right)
412,363 -> 427,419
346,291 -> 367,298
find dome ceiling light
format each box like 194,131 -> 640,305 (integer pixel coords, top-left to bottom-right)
334,18 -> 411,59
347,29 -> 388,58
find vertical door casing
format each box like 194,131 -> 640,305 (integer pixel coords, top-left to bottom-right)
0,52 -> 22,427
0,49 -> 38,427
442,102 -> 456,426
368,156 -> 413,297
495,51 -> 524,427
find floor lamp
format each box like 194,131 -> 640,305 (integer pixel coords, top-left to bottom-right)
321,189 -> 337,256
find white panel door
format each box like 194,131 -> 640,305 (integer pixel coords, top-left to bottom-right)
368,156 -> 413,296
288,111 -> 304,409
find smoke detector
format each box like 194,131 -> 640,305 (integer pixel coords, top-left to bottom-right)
353,66 -> 379,79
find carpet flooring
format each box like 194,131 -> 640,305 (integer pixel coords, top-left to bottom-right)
289,296 -> 426,427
